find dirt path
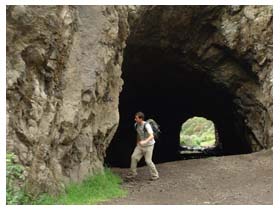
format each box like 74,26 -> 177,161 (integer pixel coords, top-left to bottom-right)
102,150 -> 272,205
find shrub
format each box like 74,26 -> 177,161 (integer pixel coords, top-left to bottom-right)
6,153 -> 30,204
180,117 -> 216,147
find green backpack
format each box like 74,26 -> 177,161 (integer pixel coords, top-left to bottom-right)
135,119 -> 161,140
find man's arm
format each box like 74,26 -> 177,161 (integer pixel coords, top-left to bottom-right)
143,133 -> 154,143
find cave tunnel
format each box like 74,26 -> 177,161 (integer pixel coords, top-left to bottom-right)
104,6 -> 259,168
105,45 -> 252,168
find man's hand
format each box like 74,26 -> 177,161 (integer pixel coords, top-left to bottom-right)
139,140 -> 147,146
139,140 -> 146,146
138,133 -> 154,146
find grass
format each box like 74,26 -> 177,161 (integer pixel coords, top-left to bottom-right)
34,168 -> 127,205
200,140 -> 216,147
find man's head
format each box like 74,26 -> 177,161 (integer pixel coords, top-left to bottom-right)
135,112 -> 145,124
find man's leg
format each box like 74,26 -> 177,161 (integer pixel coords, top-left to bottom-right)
128,145 -> 143,177
143,145 -> 159,180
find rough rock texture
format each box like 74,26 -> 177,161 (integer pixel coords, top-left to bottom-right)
6,5 -> 272,196
6,5 -> 130,195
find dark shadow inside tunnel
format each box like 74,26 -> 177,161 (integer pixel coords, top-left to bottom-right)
105,46 -> 252,168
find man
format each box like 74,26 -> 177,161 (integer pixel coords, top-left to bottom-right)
126,112 -> 159,181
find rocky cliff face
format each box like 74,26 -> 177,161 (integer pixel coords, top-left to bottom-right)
6,5 -> 272,196
6,5 -> 130,196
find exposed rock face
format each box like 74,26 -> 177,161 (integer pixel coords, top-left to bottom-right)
6,5 -> 272,195
6,5 -> 130,195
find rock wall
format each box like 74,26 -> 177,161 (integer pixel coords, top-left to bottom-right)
218,6 -> 273,150
6,5 -> 130,196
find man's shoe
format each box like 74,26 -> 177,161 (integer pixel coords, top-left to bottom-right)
150,176 -> 159,181
126,173 -> 137,179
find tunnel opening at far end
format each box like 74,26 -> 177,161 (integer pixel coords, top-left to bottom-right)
178,116 -> 222,158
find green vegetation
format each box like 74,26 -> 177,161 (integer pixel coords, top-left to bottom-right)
34,168 -> 127,205
7,152 -> 127,205
6,153 -> 30,204
180,117 -> 216,147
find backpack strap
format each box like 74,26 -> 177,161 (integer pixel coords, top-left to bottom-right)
143,122 -> 147,133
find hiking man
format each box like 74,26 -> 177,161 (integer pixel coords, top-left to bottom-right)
127,112 -> 159,181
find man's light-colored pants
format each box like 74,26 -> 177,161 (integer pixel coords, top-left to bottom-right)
130,144 -> 159,178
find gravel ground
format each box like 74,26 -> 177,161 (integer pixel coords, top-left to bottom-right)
102,149 -> 273,205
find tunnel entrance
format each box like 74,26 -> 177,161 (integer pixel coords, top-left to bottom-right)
105,6 -> 257,168
105,47 -> 252,168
